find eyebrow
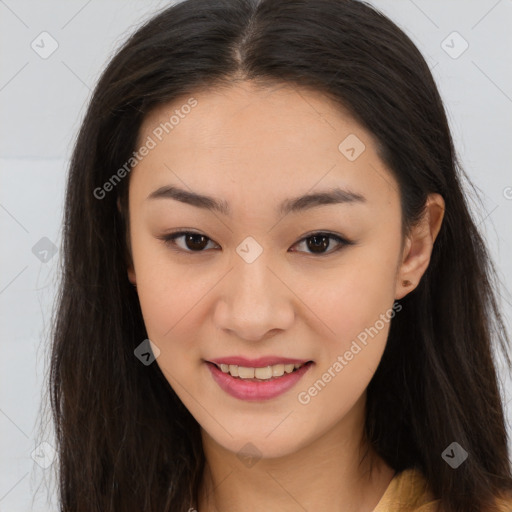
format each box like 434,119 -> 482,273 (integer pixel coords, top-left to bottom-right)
146,184 -> 366,216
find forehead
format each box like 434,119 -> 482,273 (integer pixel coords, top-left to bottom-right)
139,81 -> 362,151
132,81 -> 398,213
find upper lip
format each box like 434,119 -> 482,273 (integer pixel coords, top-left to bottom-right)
207,356 -> 312,367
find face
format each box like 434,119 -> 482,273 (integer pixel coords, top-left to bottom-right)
124,81 -> 425,459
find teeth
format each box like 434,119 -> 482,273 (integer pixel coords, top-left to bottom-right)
255,366 -> 272,379
217,362 -> 306,380
238,366 -> 255,379
284,364 -> 295,374
272,364 -> 284,377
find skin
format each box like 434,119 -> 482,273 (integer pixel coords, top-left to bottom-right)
122,81 -> 445,512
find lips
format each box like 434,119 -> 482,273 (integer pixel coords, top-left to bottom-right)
205,359 -> 314,401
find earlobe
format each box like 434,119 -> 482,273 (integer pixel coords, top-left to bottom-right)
395,237 -> 415,300
395,193 -> 445,300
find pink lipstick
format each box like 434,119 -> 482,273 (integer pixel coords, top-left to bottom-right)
205,359 -> 313,401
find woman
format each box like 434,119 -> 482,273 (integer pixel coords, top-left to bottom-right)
48,0 -> 512,510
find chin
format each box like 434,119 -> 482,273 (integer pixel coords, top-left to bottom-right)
203,423 -> 313,462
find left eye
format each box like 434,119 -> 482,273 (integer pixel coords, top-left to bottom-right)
158,231 -> 354,256
291,232 -> 352,255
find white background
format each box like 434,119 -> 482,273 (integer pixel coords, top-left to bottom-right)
0,0 -> 511,509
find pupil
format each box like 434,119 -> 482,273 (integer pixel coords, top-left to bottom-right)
186,234 -> 208,251
307,235 -> 329,253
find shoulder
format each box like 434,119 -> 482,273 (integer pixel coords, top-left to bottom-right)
373,467 -> 440,512
493,494 -> 512,511
374,468 -> 512,512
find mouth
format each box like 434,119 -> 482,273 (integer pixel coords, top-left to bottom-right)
205,360 -> 314,401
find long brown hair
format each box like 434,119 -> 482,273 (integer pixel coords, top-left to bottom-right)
45,0 -> 512,510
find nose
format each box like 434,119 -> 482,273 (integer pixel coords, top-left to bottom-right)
213,255 -> 295,342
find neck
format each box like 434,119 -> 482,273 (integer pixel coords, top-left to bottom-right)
196,394 -> 396,512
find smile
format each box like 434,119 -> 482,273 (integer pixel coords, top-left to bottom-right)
216,362 -> 307,380
205,361 -> 314,401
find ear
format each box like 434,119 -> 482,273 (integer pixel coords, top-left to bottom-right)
395,193 -> 445,300
117,196 -> 137,286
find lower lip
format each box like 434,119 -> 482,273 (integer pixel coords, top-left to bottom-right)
206,361 -> 313,401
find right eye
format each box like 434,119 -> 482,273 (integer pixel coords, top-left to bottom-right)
157,231 -> 220,253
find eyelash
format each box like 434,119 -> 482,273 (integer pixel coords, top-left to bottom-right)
157,230 -> 354,256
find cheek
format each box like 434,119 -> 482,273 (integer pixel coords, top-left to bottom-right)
136,267 -> 211,356
303,252 -> 397,342
129,225 -> 207,338
134,266 -> 208,389
296,249 -> 399,397
296,280 -> 395,429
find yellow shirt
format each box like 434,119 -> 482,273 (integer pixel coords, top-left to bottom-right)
373,468 -> 512,512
